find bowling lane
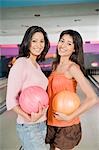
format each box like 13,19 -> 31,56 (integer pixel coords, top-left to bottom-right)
92,75 -> 99,82
0,110 -> 21,150
0,77 -> 21,150
0,77 -> 7,104
0,78 -> 7,115
87,74 -> 99,96
76,82 -> 99,150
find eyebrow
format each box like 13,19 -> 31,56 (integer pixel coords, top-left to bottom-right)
68,41 -> 73,43
61,38 -> 73,43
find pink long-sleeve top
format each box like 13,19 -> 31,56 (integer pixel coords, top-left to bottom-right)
6,57 -> 48,124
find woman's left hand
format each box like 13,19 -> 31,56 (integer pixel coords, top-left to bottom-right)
53,111 -> 70,121
31,102 -> 47,122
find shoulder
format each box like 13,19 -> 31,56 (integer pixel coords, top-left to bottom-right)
10,57 -> 27,73
12,57 -> 28,68
14,57 -> 27,65
68,62 -> 85,81
68,62 -> 82,77
68,62 -> 80,71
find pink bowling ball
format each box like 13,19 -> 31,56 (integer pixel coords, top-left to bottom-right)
19,86 -> 49,114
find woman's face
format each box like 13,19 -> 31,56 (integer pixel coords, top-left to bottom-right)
58,34 -> 75,57
29,32 -> 45,56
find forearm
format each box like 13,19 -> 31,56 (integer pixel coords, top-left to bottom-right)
69,96 -> 98,120
12,105 -> 47,122
12,105 -> 31,121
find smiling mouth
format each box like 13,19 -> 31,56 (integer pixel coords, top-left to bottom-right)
60,48 -> 67,52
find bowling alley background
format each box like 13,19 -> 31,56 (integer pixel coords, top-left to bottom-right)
0,1 -> 99,150
0,41 -> 99,78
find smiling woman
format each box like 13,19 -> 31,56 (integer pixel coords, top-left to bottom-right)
1,0 -> 99,7
6,26 -> 50,150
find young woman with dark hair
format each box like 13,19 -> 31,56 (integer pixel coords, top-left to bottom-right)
45,29 -> 98,150
6,26 -> 50,150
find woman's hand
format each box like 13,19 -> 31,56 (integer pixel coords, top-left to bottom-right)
12,104 -> 47,122
30,102 -> 47,122
53,111 -> 71,121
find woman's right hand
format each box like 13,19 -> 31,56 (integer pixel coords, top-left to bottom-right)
12,104 -> 46,122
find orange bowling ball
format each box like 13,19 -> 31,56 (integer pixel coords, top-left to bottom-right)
52,90 -> 80,115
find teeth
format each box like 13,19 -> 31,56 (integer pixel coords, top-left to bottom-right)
35,49 -> 42,52
60,49 -> 66,52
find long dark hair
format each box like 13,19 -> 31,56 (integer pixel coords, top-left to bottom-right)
18,26 -> 50,61
53,29 -> 86,75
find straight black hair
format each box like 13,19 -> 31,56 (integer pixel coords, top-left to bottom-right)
53,29 -> 86,75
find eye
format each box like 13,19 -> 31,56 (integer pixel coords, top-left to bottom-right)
68,43 -> 72,45
40,40 -> 44,43
60,39 -> 64,43
32,40 -> 36,43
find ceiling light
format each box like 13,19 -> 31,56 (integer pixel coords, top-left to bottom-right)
57,25 -> 60,27
95,8 -> 99,12
21,25 -> 29,28
95,8 -> 99,15
74,19 -> 81,22
1,31 -> 7,33
34,14 -> 40,17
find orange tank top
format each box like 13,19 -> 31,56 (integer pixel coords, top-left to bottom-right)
47,70 -> 80,127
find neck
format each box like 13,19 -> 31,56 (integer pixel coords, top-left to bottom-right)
29,55 -> 38,66
60,57 -> 69,65
29,52 -> 37,61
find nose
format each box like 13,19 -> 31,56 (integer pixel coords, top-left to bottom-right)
36,42 -> 42,48
61,42 -> 67,48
